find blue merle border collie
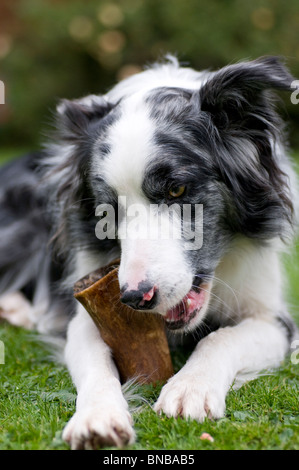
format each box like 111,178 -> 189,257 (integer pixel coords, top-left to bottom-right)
0,56 -> 298,449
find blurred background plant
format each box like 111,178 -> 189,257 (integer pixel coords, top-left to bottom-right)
0,0 -> 298,150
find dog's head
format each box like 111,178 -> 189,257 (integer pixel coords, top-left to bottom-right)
52,56 -> 295,332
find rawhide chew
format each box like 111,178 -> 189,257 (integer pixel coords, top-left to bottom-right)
74,260 -> 173,385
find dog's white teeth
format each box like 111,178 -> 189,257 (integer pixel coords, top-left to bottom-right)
186,298 -> 191,307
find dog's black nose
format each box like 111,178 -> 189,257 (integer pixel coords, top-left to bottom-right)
120,284 -> 157,310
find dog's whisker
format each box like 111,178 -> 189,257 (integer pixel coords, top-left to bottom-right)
193,274 -> 241,315
191,284 -> 238,324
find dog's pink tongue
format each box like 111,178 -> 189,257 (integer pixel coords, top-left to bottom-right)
165,289 -> 205,323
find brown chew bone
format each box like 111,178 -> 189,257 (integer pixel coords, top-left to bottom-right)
74,260 -> 173,385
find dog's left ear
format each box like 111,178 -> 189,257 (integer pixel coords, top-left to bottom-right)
198,57 -> 296,238
198,56 -> 294,131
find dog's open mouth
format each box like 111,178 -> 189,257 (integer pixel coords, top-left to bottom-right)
164,287 -> 207,330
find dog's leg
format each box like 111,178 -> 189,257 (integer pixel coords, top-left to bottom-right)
0,292 -> 34,329
62,304 -> 135,449
154,317 -> 290,421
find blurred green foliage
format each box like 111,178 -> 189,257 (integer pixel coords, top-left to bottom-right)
0,0 -> 298,148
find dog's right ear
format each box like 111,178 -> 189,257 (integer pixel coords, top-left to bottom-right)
55,95 -> 115,143
45,95 -> 115,250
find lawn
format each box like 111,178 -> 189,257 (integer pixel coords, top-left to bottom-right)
0,149 -> 299,451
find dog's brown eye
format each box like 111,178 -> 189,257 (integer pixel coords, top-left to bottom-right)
168,185 -> 186,198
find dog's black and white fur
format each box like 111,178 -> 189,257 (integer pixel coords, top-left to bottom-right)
0,56 -> 298,449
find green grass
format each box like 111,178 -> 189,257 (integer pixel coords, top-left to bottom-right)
0,324 -> 299,450
0,149 -> 299,450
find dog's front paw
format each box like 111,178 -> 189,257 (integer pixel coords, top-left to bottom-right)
62,406 -> 135,450
153,372 -> 226,422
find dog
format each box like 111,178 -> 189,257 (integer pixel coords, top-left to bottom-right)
0,56 -> 298,449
